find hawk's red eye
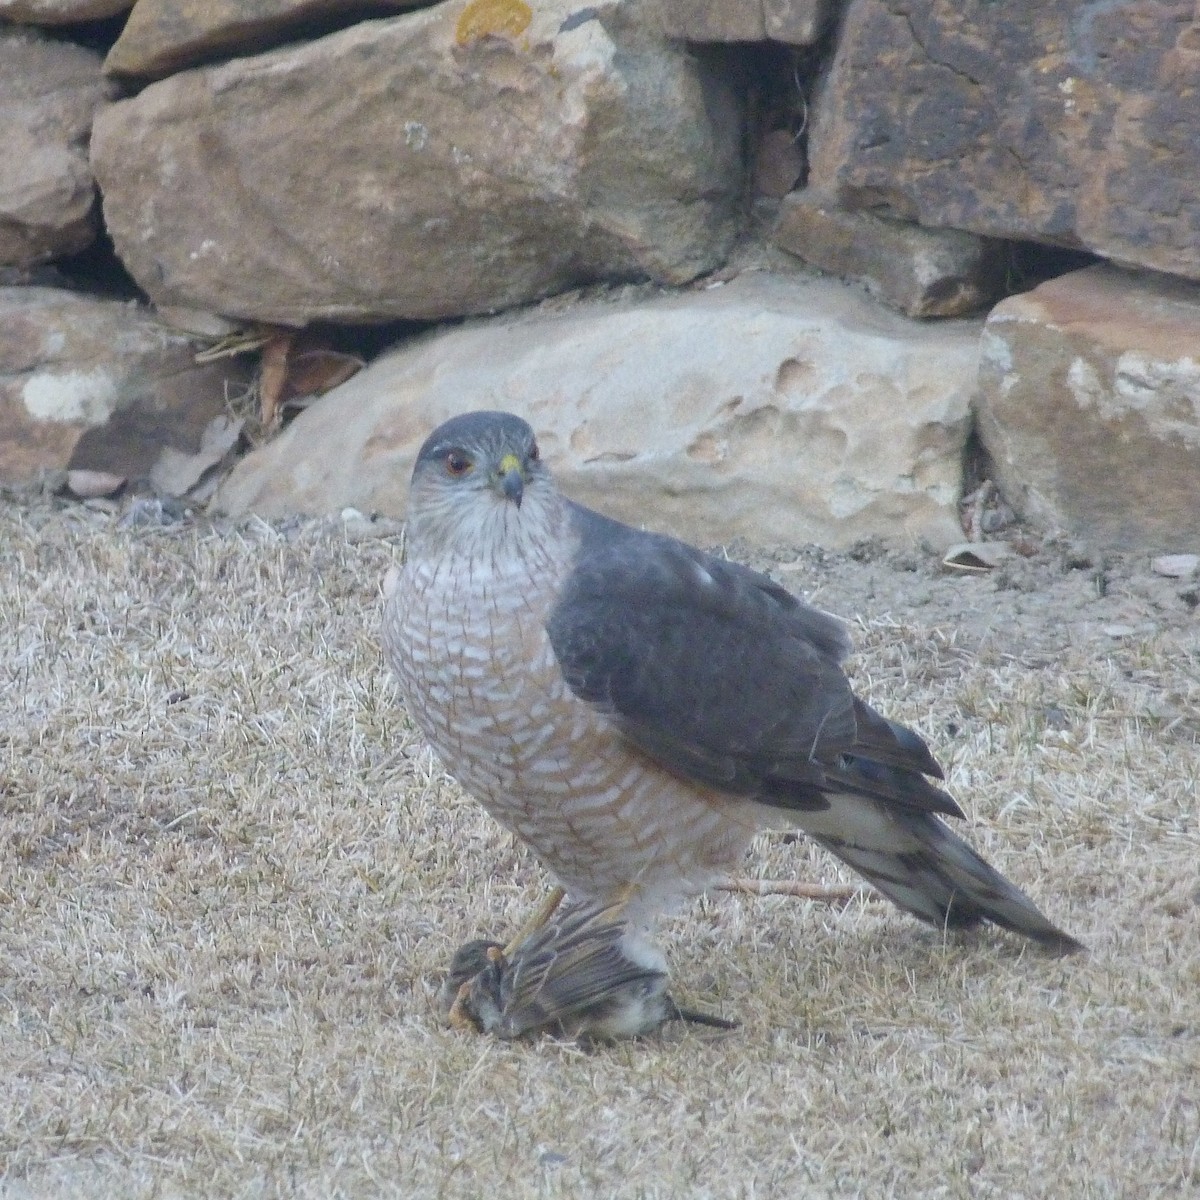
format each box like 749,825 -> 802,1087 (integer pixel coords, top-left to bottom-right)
444,451 -> 472,476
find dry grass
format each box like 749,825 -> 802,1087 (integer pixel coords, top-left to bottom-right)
1,499 -> 1197,1199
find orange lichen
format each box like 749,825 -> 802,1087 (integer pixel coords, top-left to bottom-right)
455,0 -> 533,45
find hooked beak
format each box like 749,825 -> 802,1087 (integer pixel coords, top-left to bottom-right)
496,453 -> 525,508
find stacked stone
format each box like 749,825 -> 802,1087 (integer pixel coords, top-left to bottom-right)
1,0 -> 1197,549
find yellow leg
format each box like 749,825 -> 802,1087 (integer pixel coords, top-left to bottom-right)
502,885 -> 566,957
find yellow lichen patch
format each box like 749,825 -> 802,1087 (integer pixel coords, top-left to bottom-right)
455,0 -> 533,45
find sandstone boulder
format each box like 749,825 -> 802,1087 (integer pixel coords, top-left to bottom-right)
975,265 -> 1200,550
809,0 -> 1200,281
0,29 -> 113,268
660,0 -> 833,43
216,271 -> 980,549
0,288 -> 251,488
92,2 -> 743,325
0,0 -> 131,22
105,0 -> 427,80
773,189 -> 1005,318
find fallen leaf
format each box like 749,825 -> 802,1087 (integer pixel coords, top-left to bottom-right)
284,349 -> 364,401
942,542 -> 1015,573
258,329 -> 295,428
257,336 -> 363,428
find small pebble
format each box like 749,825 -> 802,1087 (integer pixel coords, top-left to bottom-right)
1152,554 -> 1199,579
67,469 -> 126,499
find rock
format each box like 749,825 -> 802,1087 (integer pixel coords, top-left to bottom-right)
148,412 -> 243,498
105,0 -> 424,81
0,287 -> 252,487
752,130 -> 804,199
975,265 -> 1200,550
808,1 -> 1200,281
660,0 -> 833,43
773,189 -> 1005,317
91,2 -> 743,325
0,0 -> 131,22
151,305 -> 241,338
1151,554 -> 1199,580
216,271 -> 980,549
0,29 -> 113,268
66,467 -> 126,498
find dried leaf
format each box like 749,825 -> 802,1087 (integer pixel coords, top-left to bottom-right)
942,542 -> 1015,573
258,330 -> 295,429
284,349 -> 364,401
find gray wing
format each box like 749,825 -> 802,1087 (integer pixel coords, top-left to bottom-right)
548,504 -> 962,821
548,505 -> 1082,954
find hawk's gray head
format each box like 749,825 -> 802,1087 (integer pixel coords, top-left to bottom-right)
406,411 -> 560,556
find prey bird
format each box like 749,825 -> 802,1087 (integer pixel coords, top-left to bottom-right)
441,898 -> 736,1041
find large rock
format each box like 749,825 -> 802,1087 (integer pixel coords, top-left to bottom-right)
660,0 -> 833,43
0,0 -> 130,22
91,2 -> 743,325
773,188 -> 1004,318
0,288 -> 250,487
809,0 -> 1200,281
975,265 -> 1200,550
0,29 -> 113,268
216,272 -> 981,549
105,0 -> 426,80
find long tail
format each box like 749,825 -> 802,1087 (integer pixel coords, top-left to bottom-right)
799,794 -> 1084,954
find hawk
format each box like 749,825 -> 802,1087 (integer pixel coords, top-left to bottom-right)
384,412 -> 1081,1029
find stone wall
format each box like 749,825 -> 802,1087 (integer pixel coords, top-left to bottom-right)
2,0 -> 1198,551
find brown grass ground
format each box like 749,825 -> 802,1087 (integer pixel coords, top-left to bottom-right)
1,497 -> 1197,1199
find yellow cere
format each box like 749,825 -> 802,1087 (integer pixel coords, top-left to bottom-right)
498,453 -> 522,476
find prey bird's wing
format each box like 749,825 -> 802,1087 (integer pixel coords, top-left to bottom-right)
499,902 -> 663,1033
548,506 -> 962,822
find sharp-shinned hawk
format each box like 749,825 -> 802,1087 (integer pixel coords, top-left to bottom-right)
384,411 -> 1081,1031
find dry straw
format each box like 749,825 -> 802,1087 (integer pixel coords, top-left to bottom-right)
1,500 -> 1196,1198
